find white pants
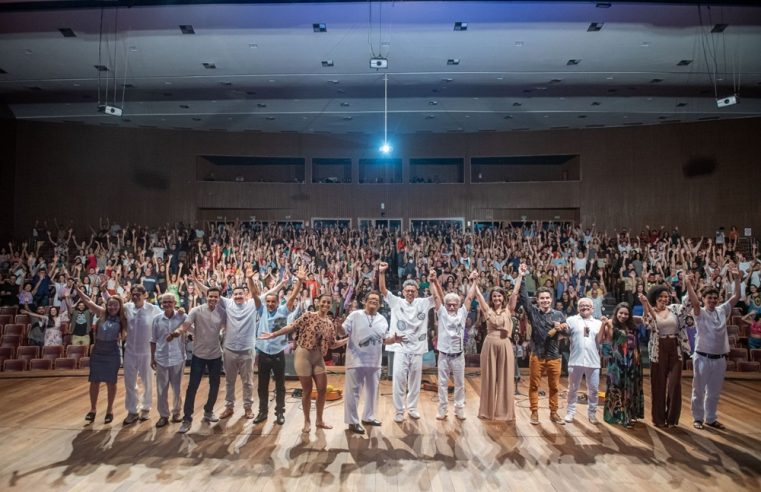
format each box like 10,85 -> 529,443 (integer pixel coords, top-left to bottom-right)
223,348 -> 254,409
344,367 -> 381,425
691,353 -> 727,423
438,353 -> 465,415
156,362 -> 183,418
566,366 -> 600,418
124,352 -> 153,414
392,352 -> 423,414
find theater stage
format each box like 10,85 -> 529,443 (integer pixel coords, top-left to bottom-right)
0,369 -> 759,491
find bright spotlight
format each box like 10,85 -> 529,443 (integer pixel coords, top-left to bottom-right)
379,142 -> 392,154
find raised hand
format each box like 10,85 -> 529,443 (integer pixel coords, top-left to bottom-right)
378,261 -> 388,273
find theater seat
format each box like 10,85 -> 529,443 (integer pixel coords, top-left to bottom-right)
737,361 -> 761,372
14,314 -> 30,325
28,358 -> 52,371
66,344 -> 88,362
16,346 -> 40,368
3,359 -> 26,372
0,314 -> 13,326
41,345 -> 64,363
78,357 -> 90,369
728,347 -> 749,362
0,307 -> 19,316
750,349 -> 761,363
54,357 -> 76,370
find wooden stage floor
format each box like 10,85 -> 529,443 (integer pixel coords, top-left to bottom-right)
1,369 -> 760,491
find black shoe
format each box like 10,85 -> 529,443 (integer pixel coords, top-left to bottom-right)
253,412 -> 268,424
275,414 -> 285,425
348,423 -> 365,434
361,419 -> 382,427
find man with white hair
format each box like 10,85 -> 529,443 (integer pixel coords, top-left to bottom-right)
429,270 -> 477,420
150,293 -> 187,428
379,261 -> 434,423
563,297 -> 605,424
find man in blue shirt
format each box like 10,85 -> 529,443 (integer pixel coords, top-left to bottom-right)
253,266 -> 305,425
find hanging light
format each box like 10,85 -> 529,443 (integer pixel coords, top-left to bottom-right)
379,73 -> 392,154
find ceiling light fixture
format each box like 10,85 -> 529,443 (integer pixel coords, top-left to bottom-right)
454,22 -> 468,31
313,23 -> 327,33
179,25 -> 195,35
587,22 -> 604,32
379,74 -> 392,154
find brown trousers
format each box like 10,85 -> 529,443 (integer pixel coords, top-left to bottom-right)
529,354 -> 562,413
650,337 -> 682,426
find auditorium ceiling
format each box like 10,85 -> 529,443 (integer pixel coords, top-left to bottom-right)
1,0 -> 760,135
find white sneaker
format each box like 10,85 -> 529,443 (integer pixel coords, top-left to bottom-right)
408,410 -> 421,420
588,415 -> 599,424
203,412 -> 219,423
178,420 -> 191,434
393,413 -> 404,423
436,413 -> 447,420
564,414 -> 575,423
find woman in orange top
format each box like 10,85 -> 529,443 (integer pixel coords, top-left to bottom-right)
260,294 -> 348,433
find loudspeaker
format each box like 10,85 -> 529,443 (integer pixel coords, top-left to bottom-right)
284,352 -> 298,380
683,157 -> 717,178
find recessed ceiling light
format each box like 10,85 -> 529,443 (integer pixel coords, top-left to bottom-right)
514,41 -> 524,47
329,79 -> 340,84
454,22 -> 468,31
129,46 -> 138,52
265,116 -> 276,120
591,101 -> 601,106
711,24 -> 728,33
503,115 -> 512,119
447,59 -> 460,65
342,116 -> 353,120
179,25 -> 195,35
340,102 -> 350,107
428,100 -> 438,105
596,2 -> 612,8
179,104 -> 190,109
566,59 -> 581,66
94,64 -> 109,72
59,27 -> 76,37
268,79 -> 276,83
650,78 -> 663,83
512,102 -> 522,107
549,79 -> 563,83
192,117 -> 202,121
442,78 -> 453,83
321,60 -> 334,67
578,115 -> 587,118
587,22 -> 604,32
257,103 -> 267,108
496,77 -> 504,80
220,82 -> 233,86
676,102 -> 687,107
202,62 -> 216,69
249,43 -> 258,49
605,76 -> 614,80
72,82 -> 79,86
677,59 -> 693,66
425,115 -> 436,119
313,23 -> 327,33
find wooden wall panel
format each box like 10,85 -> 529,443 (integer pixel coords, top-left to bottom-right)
12,118 -> 761,237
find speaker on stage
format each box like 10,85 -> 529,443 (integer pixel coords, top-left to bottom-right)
284,352 -> 298,380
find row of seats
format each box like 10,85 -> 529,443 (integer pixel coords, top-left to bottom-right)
0,344 -> 89,371
0,313 -> 31,326
2,357 -> 90,371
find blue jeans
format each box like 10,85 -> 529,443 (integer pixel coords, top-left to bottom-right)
182,355 -> 222,422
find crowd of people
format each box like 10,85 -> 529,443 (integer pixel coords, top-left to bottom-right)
0,218 -> 759,433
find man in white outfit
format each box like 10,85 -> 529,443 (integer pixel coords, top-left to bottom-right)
122,284 -> 163,425
150,293 -> 187,428
379,261 -> 433,423
340,291 -> 402,434
429,270 -> 477,420
686,269 -> 740,430
563,297 -> 604,424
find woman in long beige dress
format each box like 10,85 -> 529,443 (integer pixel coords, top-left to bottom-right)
475,266 -> 524,420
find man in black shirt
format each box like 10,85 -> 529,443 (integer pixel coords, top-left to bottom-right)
520,282 -> 568,425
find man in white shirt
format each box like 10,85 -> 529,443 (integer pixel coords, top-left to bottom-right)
379,261 -> 434,423
121,284 -> 163,425
429,271 -> 477,420
150,294 -> 187,428
340,291 -> 401,434
686,270 -> 740,430
169,286 -> 226,433
563,297 -> 605,424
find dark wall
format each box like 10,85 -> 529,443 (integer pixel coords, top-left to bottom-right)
12,117 -> 761,237
0,109 -> 16,245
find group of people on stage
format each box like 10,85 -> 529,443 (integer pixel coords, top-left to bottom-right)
66,256 -> 741,435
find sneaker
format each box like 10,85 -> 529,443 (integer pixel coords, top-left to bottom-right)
394,413 -> 404,423
203,412 -> 219,423
564,414 -> 575,424
549,412 -> 565,425
178,420 -> 191,434
139,410 -> 150,421
436,413 -> 447,420
123,413 -> 139,426
171,414 -> 183,423
408,410 -> 421,420
219,408 -> 234,419
155,417 -> 169,428
530,411 -> 539,425
588,415 -> 599,425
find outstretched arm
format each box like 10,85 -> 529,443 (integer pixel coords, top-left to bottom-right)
378,261 -> 389,297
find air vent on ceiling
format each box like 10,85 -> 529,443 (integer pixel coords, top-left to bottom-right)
340,102 -> 350,107
650,78 -> 663,83
59,28 -> 76,37
711,24 -> 728,33
447,59 -> 461,65
179,104 -> 190,109
591,101 -> 601,106
180,25 -> 195,34
313,23 -> 327,32
454,22 -> 468,31
94,65 -> 109,72
566,59 -> 581,66
512,102 -> 522,107
676,102 -> 687,107
587,22 -> 603,32
257,103 -> 267,108
321,60 -> 334,67
202,62 -> 216,69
